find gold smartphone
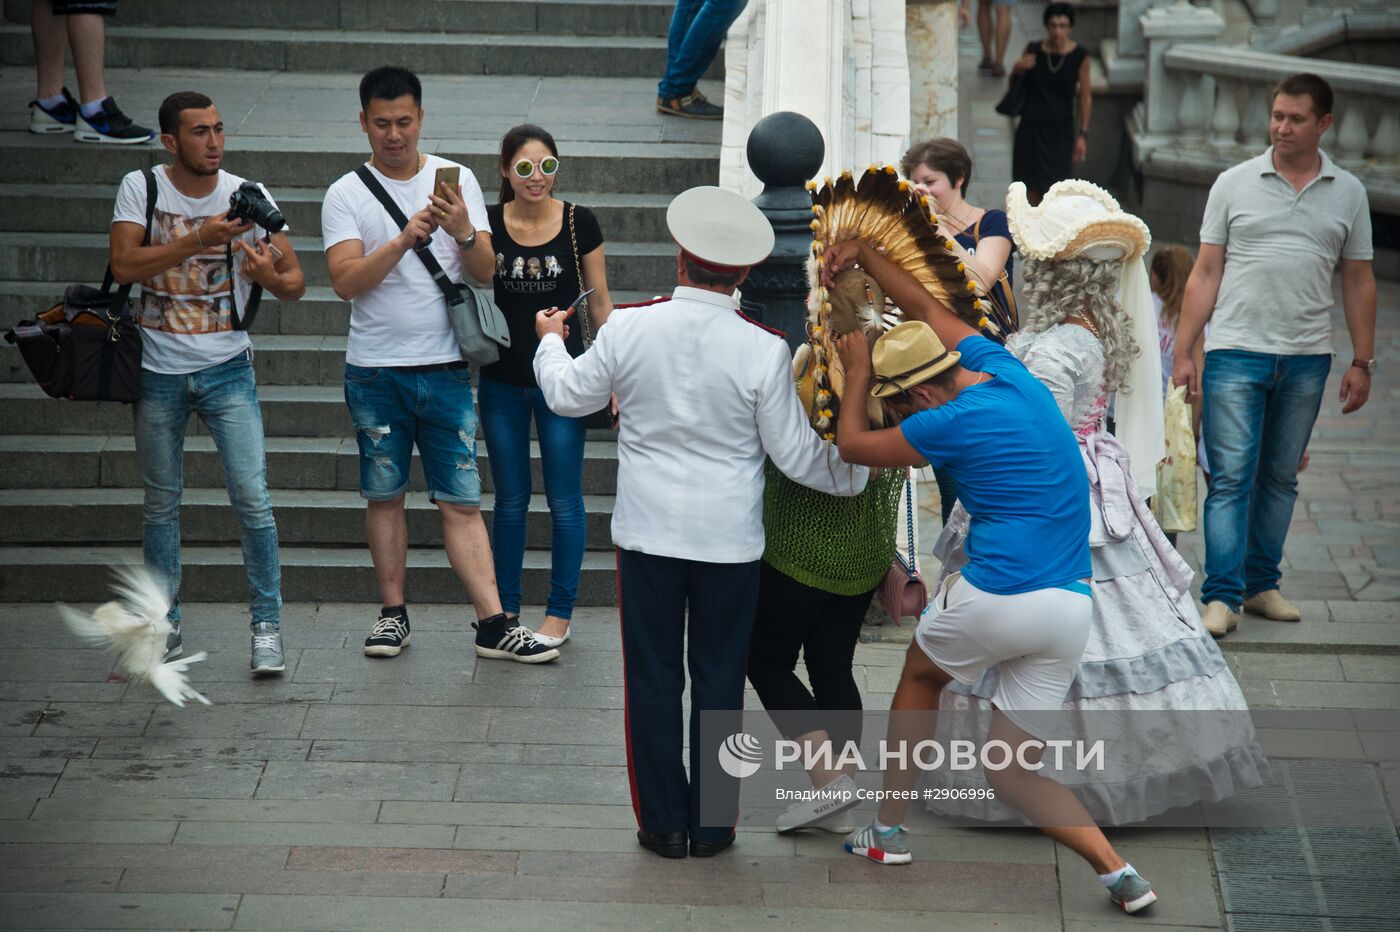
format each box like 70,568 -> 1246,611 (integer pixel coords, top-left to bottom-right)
433,165 -> 460,195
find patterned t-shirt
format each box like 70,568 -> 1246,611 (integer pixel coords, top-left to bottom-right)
112,166 -> 284,375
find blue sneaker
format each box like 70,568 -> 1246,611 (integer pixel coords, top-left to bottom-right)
1107,868 -> 1157,914
74,97 -> 154,145
29,87 -> 78,134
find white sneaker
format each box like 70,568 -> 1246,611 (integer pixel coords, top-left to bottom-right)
775,774 -> 859,833
1242,589 -> 1302,622
1202,601 -> 1239,639
531,623 -> 571,649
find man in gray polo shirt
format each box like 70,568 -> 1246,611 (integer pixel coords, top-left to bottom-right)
1172,72 -> 1376,638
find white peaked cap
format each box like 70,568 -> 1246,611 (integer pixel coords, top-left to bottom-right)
666,185 -> 775,270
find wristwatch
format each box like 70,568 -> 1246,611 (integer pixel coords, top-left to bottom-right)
1351,357 -> 1376,375
455,229 -> 477,251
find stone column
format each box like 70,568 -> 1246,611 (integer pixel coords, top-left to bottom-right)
741,112 -> 826,350
905,0 -> 959,143
1141,0 -> 1226,135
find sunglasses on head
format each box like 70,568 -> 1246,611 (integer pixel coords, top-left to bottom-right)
513,156 -> 560,178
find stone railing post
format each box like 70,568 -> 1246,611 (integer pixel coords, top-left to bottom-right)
741,111 -> 826,350
1141,1 -> 1225,136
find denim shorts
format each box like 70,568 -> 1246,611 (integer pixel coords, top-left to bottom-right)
344,363 -> 481,506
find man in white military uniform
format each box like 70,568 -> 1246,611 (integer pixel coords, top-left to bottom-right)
533,186 -> 869,859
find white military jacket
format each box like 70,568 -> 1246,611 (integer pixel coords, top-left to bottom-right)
535,285 -> 869,564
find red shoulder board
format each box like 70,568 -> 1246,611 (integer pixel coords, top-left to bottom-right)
735,308 -> 786,339
611,296 -> 668,310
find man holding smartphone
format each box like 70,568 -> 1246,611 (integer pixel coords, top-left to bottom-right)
322,67 -> 557,663
108,90 -> 305,675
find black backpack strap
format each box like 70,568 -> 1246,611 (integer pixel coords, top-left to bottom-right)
354,164 -> 464,308
100,167 -> 158,313
226,237 -> 264,332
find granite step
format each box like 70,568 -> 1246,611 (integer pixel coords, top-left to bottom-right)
0,435 -> 620,495
1,0 -> 678,37
0,232 -> 677,291
0,184 -> 675,243
0,25 -> 715,80
0,283 -> 666,336
0,382 -> 625,439
0,136 -> 720,193
0,487 -> 616,548
0,544 -> 619,604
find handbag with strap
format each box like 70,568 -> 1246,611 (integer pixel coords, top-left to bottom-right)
970,214 -> 1019,335
877,467 -> 928,625
354,165 -> 509,366
567,203 -> 615,430
995,49 -> 1030,117
4,167 -> 155,403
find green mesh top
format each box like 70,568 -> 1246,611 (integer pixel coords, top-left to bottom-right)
762,458 -> 906,596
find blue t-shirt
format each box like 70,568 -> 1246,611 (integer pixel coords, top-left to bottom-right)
901,335 -> 1090,595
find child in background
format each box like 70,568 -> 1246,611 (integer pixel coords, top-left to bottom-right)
1151,245 -> 1202,545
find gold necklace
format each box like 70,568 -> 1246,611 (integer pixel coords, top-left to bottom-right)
1069,314 -> 1102,340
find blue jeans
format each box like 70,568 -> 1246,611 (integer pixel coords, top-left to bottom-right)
134,353 -> 281,629
477,376 -> 587,620
343,364 -> 481,506
1200,349 -> 1330,610
657,0 -> 748,99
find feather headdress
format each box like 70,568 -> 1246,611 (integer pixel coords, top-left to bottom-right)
798,165 -> 1007,438
57,565 -> 211,708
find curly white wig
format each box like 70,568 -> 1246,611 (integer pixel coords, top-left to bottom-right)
1019,256 -> 1140,393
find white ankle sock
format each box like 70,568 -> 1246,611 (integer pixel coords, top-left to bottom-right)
38,92 -> 67,109
872,818 -> 897,834
1099,864 -> 1133,887
80,98 -> 106,119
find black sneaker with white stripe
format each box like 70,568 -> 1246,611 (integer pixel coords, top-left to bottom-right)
473,614 -> 559,664
364,613 -> 410,657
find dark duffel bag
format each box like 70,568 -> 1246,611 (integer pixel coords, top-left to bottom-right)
3,168 -> 153,403
5,286 -> 143,402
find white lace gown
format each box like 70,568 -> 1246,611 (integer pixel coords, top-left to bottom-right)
925,323 -> 1268,825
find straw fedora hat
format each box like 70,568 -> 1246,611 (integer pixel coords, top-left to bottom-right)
870,321 -> 960,399
1005,179 -> 1150,263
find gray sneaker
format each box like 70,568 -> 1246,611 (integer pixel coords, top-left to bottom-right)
1107,868 -> 1157,914
164,623 -> 183,661
250,623 -> 285,675
843,819 -> 911,865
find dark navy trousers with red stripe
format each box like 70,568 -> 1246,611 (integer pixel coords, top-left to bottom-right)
617,547 -> 759,844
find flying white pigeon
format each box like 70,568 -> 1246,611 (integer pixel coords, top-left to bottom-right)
57,565 -> 211,708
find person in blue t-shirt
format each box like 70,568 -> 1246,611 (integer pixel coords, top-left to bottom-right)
818,238 -> 1158,915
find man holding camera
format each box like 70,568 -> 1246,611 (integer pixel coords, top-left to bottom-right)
109,90 -> 305,675
322,67 -> 553,663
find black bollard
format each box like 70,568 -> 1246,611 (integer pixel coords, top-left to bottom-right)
741,111 -> 826,352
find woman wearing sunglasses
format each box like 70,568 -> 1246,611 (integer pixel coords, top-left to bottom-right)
480,124 -> 615,648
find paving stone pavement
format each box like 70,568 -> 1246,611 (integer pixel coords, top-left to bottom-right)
2,10 -> 1397,932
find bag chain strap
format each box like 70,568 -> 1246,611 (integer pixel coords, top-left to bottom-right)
904,467 -> 918,577
569,203 -> 593,347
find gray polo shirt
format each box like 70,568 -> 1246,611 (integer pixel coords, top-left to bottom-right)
1199,146 -> 1372,356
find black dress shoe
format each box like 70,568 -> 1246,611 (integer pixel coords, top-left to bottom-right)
637,830 -> 687,858
689,833 -> 736,858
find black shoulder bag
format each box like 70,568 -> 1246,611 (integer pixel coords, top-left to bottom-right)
995,44 -> 1032,117
4,168 -> 155,402
354,165 -> 509,365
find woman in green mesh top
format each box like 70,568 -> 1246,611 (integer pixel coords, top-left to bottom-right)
747,455 -> 905,833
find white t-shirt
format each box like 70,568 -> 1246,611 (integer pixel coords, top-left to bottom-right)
113,166 -> 285,375
321,155 -> 490,367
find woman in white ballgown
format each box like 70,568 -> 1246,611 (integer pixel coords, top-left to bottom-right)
925,181 -> 1267,825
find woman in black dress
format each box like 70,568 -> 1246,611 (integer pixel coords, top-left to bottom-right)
1010,2 -> 1091,206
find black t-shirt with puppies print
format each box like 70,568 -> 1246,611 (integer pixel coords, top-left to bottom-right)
483,201 -> 604,388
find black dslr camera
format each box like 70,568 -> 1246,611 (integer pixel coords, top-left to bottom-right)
227,181 -> 286,234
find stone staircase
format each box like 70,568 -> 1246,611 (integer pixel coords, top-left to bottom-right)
0,0 -> 721,605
